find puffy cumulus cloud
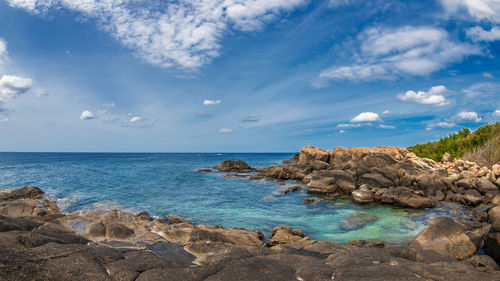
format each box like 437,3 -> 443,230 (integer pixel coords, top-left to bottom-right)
494,110 -> 500,117
350,112 -> 381,123
0,75 -> 33,98
79,110 -> 95,120
203,99 -> 221,105
337,123 -> 361,128
378,124 -> 395,129
397,85 -> 449,106
7,0 -> 306,70
452,111 -> 482,123
467,26 -> 500,41
426,121 -> 456,130
440,0 -> 500,23
219,127 -> 233,134
319,26 -> 480,81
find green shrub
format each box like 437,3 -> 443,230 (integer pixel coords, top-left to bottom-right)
408,122 -> 500,165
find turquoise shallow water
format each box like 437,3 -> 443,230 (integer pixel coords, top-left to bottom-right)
0,152 -> 472,243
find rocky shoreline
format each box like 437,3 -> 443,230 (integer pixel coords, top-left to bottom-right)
1,146 -> 500,280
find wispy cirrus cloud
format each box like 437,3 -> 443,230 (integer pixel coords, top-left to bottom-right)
318,26 -> 480,81
7,0 -> 307,70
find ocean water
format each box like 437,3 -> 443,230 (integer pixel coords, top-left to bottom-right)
0,152 -> 472,243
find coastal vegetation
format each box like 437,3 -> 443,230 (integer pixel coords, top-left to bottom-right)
408,122 -> 500,166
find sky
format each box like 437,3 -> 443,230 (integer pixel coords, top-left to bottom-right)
0,0 -> 499,152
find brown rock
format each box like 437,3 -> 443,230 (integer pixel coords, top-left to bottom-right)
470,255 -> 499,271
410,217 -> 477,259
476,179 -> 499,194
105,223 -> 135,240
269,226 -> 304,246
351,188 -> 374,204
464,189 -> 483,206
214,160 -> 253,172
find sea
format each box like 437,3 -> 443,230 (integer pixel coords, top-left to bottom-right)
0,152 -> 472,243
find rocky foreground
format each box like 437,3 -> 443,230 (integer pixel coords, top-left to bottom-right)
0,183 -> 499,280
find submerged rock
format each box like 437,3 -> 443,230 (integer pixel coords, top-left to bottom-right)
214,160 -> 254,172
339,212 -> 377,231
277,186 -> 301,194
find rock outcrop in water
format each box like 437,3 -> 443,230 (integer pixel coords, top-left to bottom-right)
251,146 -> 500,211
2,186 -> 500,280
214,160 -> 254,172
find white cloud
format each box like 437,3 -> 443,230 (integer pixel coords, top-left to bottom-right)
483,72 -> 494,78
378,124 -> 395,129
426,121 -> 456,130
440,0 -> 500,23
328,0 -> 355,8
80,110 -> 95,120
33,88 -> 49,97
129,116 -> 142,123
467,26 -> 500,41
319,26 -> 480,81
7,0 -> 307,69
242,114 -> 261,122
0,75 -> 33,98
494,109 -> 500,117
219,127 -> 233,134
381,110 -> 390,115
452,111 -> 482,123
203,99 -> 221,105
351,112 -> 381,123
0,38 -> 7,68
102,102 -> 115,108
339,129 -> 346,133
462,82 -> 500,97
337,123 -> 361,128
397,85 -> 450,106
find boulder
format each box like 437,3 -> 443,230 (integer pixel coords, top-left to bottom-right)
476,179 -> 499,194
442,152 -> 452,162
492,164 -> 500,178
470,255 -> 499,271
410,217 -> 477,259
484,232 -> 500,262
464,190 -> 483,206
0,186 -> 44,200
488,206 -> 500,223
105,223 -> 135,240
298,146 -> 330,165
269,226 -> 304,246
339,212 -> 377,231
359,173 -> 393,188
214,160 -> 253,172
380,187 -> 436,208
87,222 -> 106,237
351,188 -> 374,204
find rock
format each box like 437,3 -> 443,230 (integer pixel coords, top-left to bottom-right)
197,169 -> 212,172
476,179 -> 499,194
484,232 -> 500,263
87,222 -> 106,237
105,223 -> 135,240
277,186 -> 301,194
303,198 -> 319,204
488,206 -> 500,223
351,189 -> 374,203
281,152 -> 300,164
380,187 -> 436,208
346,239 -> 367,247
470,255 -> 499,271
299,145 -> 330,164
0,186 -> 44,200
410,217 -> 477,259
269,226 -> 304,246
137,211 -> 153,221
214,160 -> 253,172
368,241 -> 385,248
492,164 -> 500,178
464,189 -> 483,206
167,215 -> 192,225
442,152 -> 452,162
457,178 -> 477,190
359,173 -> 393,188
339,212 -> 377,231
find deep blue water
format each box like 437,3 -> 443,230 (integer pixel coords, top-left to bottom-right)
0,152 -> 472,243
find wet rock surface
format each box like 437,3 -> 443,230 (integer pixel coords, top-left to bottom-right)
2,185 -> 500,280
214,160 -> 254,172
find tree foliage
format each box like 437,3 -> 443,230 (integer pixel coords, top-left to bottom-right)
408,122 -> 500,164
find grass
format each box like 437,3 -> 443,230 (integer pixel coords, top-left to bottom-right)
408,122 -> 500,167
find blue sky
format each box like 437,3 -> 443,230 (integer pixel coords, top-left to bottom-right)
0,0 -> 499,152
